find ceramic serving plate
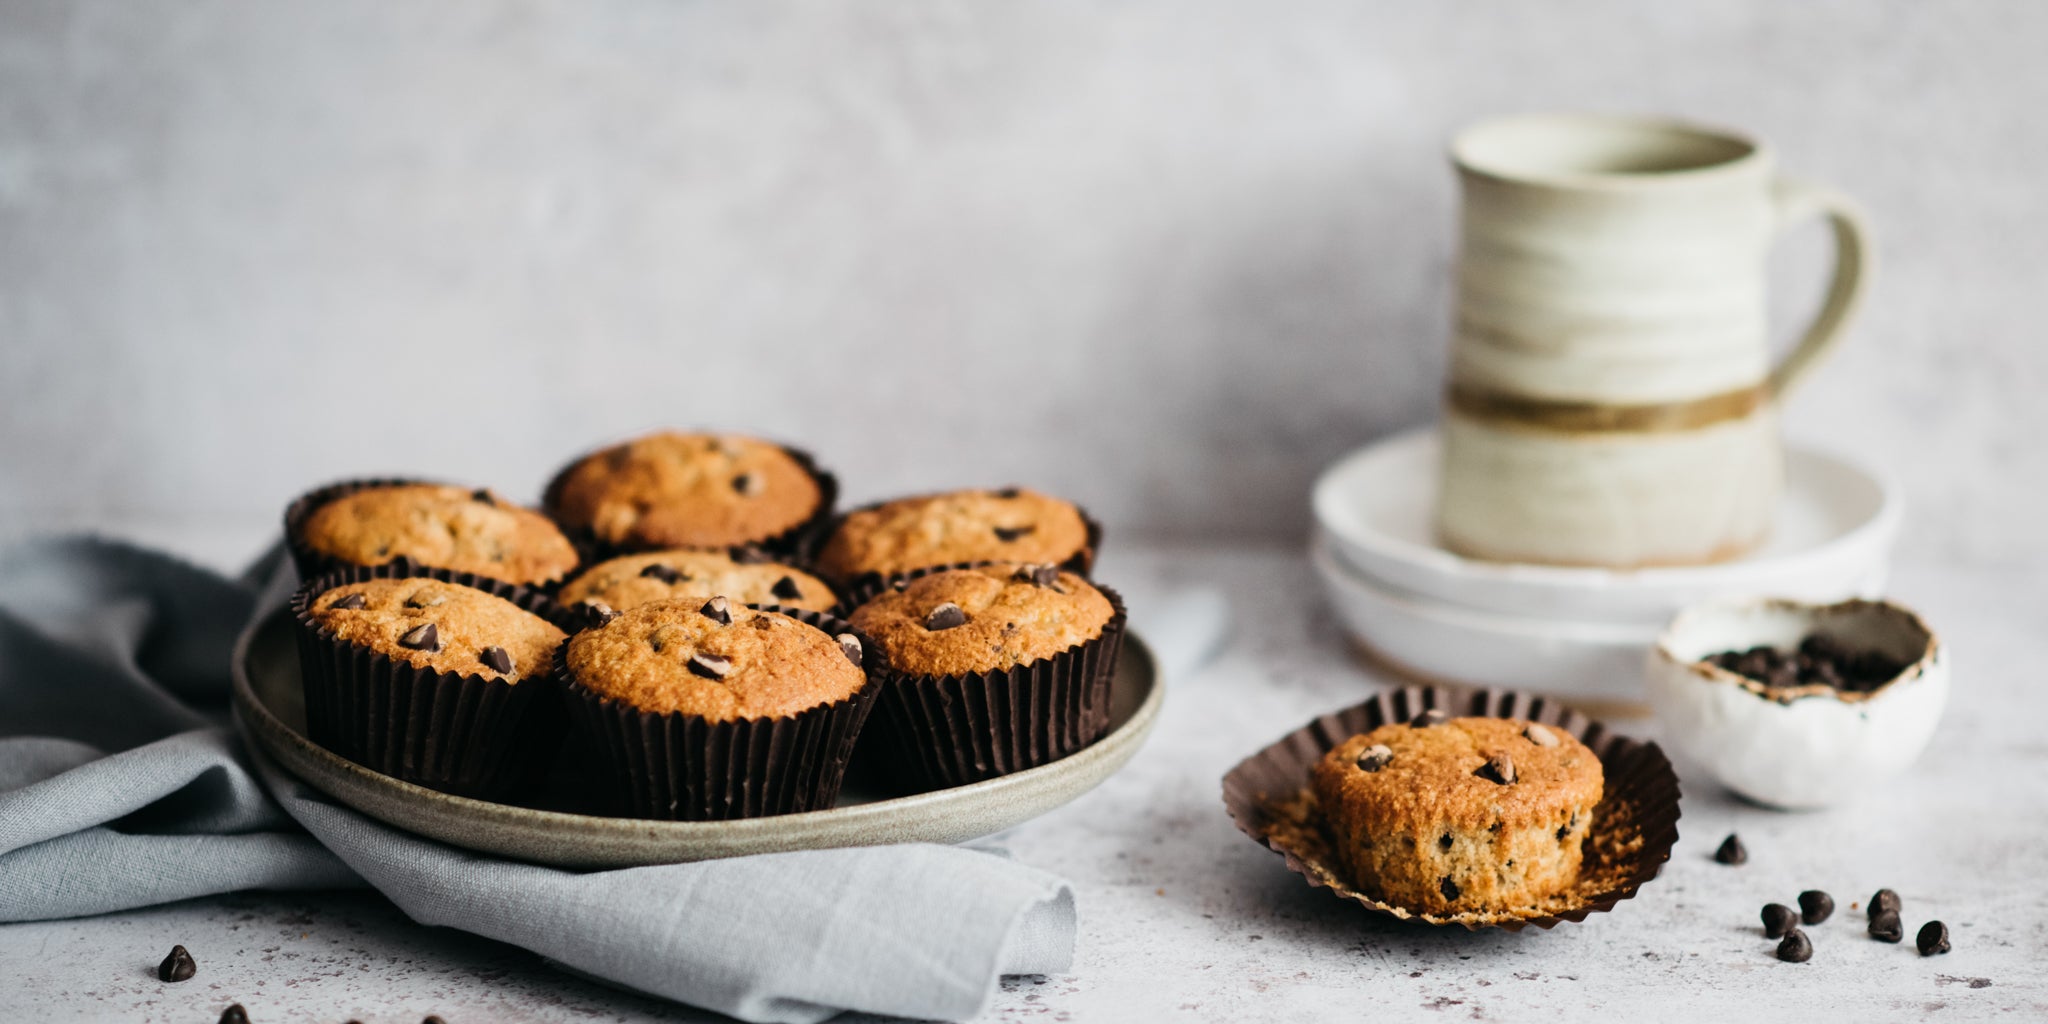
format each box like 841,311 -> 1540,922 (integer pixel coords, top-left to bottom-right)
232,606 -> 1162,868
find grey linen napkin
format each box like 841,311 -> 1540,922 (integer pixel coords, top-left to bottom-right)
0,537 -> 1075,1023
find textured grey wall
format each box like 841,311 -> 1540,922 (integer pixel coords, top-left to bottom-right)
3,1 -> 2043,568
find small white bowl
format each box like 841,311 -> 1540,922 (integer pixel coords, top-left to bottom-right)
1646,597 -> 1948,809
1311,430 -> 1901,625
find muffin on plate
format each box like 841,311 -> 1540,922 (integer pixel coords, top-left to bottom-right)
816,488 -> 1096,587
291,567 -> 572,797
1310,716 -> 1604,916
543,431 -> 832,554
287,480 -> 581,588
558,549 -> 838,616
849,561 -> 1124,788
559,598 -> 877,820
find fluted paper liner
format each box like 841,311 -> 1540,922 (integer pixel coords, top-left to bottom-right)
540,441 -> 839,564
284,476 -> 580,593
559,606 -> 881,821
1221,686 -> 1681,931
290,563 -> 579,800
829,503 -> 1103,604
851,562 -> 1126,791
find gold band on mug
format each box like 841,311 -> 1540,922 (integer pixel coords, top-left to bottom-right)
1445,381 -> 1767,434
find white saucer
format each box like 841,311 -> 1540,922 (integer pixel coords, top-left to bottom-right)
1312,429 -> 1900,625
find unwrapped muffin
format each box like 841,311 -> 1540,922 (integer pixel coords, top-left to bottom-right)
543,432 -> 832,554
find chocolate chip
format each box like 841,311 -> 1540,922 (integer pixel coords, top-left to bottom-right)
924,602 -> 967,631
1798,890 -> 1834,924
1556,811 -> 1579,842
1523,723 -> 1559,747
398,623 -> 439,652
731,545 -> 770,564
1917,920 -> 1951,956
219,1006 -> 251,1024
835,633 -> 862,665
1713,833 -> 1747,865
993,524 -> 1036,542
699,596 -> 732,625
404,591 -> 445,609
478,646 -> 513,674
1475,752 -> 1515,785
331,593 -> 367,610
580,600 -> 620,628
1869,910 -> 1904,943
1355,744 -> 1393,772
1409,709 -> 1448,728
423,1017 -> 448,1024
1869,888 -> 1901,920
1776,929 -> 1812,963
771,575 -> 803,601
1013,563 -> 1061,588
640,563 -> 685,584
993,487 -> 1021,499
1439,876 -> 1460,902
157,944 -> 196,982
687,652 -> 733,680
471,489 -> 495,505
1762,903 -> 1798,938
732,473 -> 762,497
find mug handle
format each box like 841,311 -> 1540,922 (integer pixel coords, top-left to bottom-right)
1766,177 -> 1873,399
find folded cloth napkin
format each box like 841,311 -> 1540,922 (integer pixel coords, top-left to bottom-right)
0,537 -> 1075,1023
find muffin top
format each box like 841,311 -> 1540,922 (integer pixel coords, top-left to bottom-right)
849,562 -> 1114,677
566,599 -> 865,721
300,484 -> 580,586
546,432 -> 822,549
1316,718 -> 1604,832
558,550 -> 838,614
817,488 -> 1090,581
307,577 -> 566,683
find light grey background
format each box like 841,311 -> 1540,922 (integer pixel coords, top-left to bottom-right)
3,0 -> 2043,569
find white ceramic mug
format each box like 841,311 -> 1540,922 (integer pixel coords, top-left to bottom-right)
1435,113 -> 1870,568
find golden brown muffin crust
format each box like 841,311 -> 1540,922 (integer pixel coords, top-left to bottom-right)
548,432 -> 821,549
816,488 -> 1089,581
566,600 -> 865,721
301,484 -> 580,586
309,578 -> 566,682
849,563 -> 1113,677
1316,718 -> 1603,832
558,550 -> 838,614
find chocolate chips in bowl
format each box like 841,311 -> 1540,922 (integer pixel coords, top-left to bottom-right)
1647,597 -> 1948,809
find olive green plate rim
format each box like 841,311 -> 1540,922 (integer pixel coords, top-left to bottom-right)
231,605 -> 1163,868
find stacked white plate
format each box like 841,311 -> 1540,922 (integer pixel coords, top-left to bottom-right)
1310,429 -> 1902,706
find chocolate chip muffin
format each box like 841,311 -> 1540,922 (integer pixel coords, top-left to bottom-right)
1310,716 -> 1604,917
848,562 -> 1125,788
560,599 -> 879,819
816,488 -> 1095,585
558,550 -> 838,616
291,567 -> 572,798
543,432 -> 831,553
288,480 -> 580,588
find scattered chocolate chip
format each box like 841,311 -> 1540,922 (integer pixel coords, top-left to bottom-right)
1776,929 -> 1812,963
580,600 -> 620,628
732,473 -> 761,497
331,593 -> 367,610
1355,744 -> 1393,772
1409,709 -> 1448,728
1869,888 -> 1901,920
687,652 -> 733,680
731,546 -> 770,564
1762,903 -> 1798,938
1439,876 -> 1460,901
398,623 -> 439,652
771,575 -> 803,601
1869,910 -> 1904,943
471,489 -> 495,505
1714,834 -> 1747,865
1475,752 -> 1515,785
1798,889 -> 1834,924
423,1016 -> 448,1024
1523,723 -> 1559,747
640,563 -> 684,584
1917,920 -> 1951,956
157,944 -> 196,982
699,596 -> 732,625
924,602 -> 967,631
835,633 -> 862,665
993,524 -> 1036,542
993,487 -> 1021,499
478,646 -> 514,675
219,1005 -> 251,1024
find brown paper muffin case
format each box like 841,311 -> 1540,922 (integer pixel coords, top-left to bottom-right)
834,509 -> 1104,608
558,607 -> 881,821
850,563 -> 1126,791
539,442 -> 839,564
283,476 -> 579,593
289,563 -> 580,800
1220,686 -> 1682,932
